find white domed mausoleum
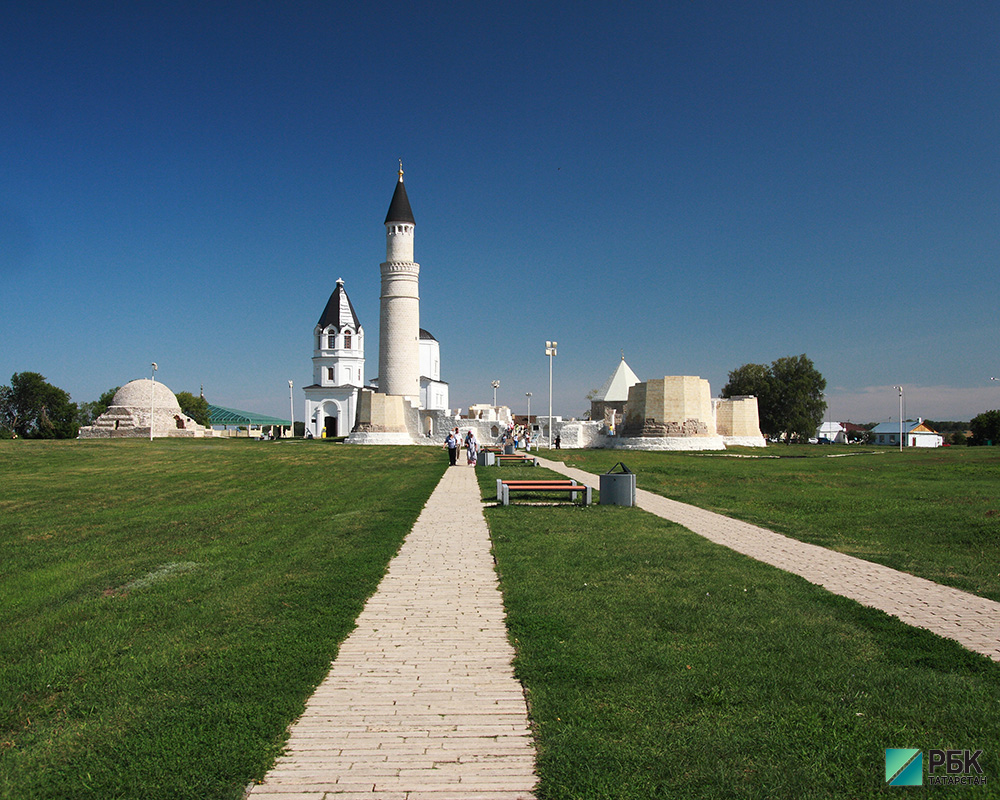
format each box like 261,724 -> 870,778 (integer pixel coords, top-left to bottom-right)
78,379 -> 210,438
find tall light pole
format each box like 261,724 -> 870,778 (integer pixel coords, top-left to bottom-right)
149,362 -> 158,441
545,341 -> 557,448
492,380 -> 501,408
525,392 -> 532,426
893,385 -> 903,452
288,380 -> 294,438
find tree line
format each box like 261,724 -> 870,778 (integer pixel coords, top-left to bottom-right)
721,355 -> 1000,446
0,372 -> 210,439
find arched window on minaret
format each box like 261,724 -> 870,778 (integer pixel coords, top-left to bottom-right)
327,329 -> 336,349
344,330 -> 352,349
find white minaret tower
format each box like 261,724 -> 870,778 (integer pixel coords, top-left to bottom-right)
378,162 -> 421,403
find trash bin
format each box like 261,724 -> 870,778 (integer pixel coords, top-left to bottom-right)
600,462 -> 636,506
477,450 -> 495,466
503,444 -> 516,455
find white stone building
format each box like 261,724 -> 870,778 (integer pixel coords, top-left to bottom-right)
303,278 -> 365,438
419,328 -> 449,411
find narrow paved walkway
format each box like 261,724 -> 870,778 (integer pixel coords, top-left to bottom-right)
249,465 -> 536,800
535,455 -> 1000,663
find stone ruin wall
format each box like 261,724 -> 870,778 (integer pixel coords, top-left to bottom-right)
621,377 -> 716,438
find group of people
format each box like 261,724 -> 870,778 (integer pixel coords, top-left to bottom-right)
499,422 -> 532,450
444,427 -> 479,466
445,421 -> 544,465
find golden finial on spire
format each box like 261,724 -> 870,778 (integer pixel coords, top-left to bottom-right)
398,159 -> 404,180
621,349 -> 625,361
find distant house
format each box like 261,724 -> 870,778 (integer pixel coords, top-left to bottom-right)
816,421 -> 849,443
815,421 -> 869,443
870,419 -> 943,448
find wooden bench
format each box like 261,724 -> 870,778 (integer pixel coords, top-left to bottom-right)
494,454 -> 539,466
496,479 -> 592,506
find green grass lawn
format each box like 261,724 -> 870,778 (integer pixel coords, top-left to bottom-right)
5,442 -> 998,800
480,463 -> 1000,799
534,445 -> 1000,602
0,439 -> 445,800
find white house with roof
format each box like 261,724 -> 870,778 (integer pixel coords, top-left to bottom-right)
871,419 -> 943,448
303,278 -> 365,438
418,328 -> 449,411
816,421 -> 849,443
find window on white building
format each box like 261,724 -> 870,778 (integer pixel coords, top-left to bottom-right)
327,367 -> 334,382
327,331 -> 336,348
344,330 -> 352,349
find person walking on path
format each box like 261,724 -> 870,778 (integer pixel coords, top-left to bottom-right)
444,429 -> 458,466
465,429 -> 479,465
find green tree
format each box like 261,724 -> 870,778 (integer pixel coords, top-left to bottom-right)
770,354 -> 827,442
0,372 -> 80,439
721,355 -> 826,442
175,391 -> 211,427
969,410 -> 1000,446
78,386 -> 121,426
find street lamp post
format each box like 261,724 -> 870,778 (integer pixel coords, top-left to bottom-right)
149,362 -> 158,441
893,385 -> 903,452
545,341 -> 557,448
288,380 -> 294,438
492,380 -> 501,409
525,392 -> 532,426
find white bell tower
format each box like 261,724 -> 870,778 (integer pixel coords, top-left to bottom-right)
303,278 -> 365,438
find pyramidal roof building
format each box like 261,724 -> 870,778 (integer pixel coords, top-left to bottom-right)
595,356 -> 640,404
590,355 -> 641,424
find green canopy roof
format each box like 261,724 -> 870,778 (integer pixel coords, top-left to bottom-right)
208,404 -> 291,427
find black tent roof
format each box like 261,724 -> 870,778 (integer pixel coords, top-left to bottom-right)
317,279 -> 361,330
384,175 -> 415,225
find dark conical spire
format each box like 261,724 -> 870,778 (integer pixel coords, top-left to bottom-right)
384,162 -> 415,224
317,278 -> 361,330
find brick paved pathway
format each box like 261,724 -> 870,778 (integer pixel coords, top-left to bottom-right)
248,464 -> 536,800
535,455 -> 1000,663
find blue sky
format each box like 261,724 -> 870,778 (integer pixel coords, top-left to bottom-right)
2,1 -> 998,424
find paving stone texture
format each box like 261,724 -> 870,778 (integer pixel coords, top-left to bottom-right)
248,464 -> 536,800
535,455 -> 1000,663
